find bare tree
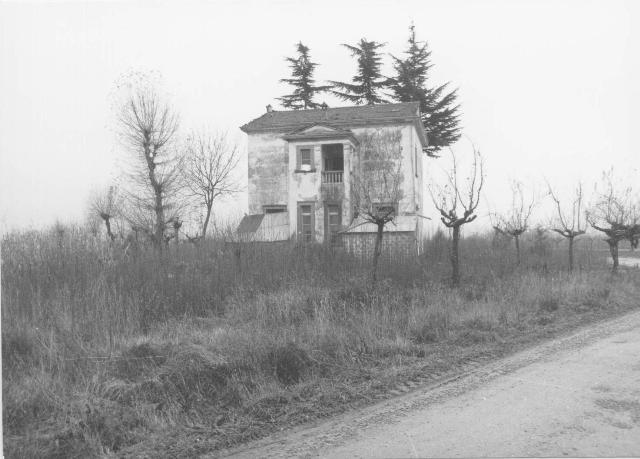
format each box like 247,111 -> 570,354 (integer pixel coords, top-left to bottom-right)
116,83 -> 181,248
430,147 -> 484,286
350,128 -> 404,283
547,182 -> 586,272
491,181 -> 535,266
183,130 -> 240,239
89,185 -> 121,241
587,171 -> 639,273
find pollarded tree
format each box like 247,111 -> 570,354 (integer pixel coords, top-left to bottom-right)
491,181 -> 535,266
278,42 -> 330,109
183,130 -> 241,239
349,128 -> 404,283
430,146 -> 484,286
587,170 -> 640,273
116,80 -> 182,248
330,39 -> 388,105
89,185 -> 122,241
547,182 -> 587,272
388,24 -> 461,156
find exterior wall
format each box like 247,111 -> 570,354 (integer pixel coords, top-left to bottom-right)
350,124 -> 418,217
247,132 -> 288,214
340,231 -> 417,257
246,121 -> 425,244
287,140 -> 355,242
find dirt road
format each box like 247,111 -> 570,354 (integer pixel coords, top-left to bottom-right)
222,310 -> 640,458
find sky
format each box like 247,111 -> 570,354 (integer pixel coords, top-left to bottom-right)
1,0 -> 639,232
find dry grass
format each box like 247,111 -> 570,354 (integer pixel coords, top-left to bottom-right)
2,224 -> 639,457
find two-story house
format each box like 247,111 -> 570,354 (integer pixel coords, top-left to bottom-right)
237,102 -> 428,252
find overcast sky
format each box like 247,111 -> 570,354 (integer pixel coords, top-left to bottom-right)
1,0 -> 638,232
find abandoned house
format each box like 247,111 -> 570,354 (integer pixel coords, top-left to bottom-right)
237,102 -> 429,253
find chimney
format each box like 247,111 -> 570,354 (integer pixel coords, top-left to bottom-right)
266,104 -> 273,113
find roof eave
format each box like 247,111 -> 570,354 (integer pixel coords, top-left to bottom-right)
242,116 -> 423,135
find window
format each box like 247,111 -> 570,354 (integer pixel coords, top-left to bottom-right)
325,203 -> 342,244
296,146 -> 314,171
263,205 -> 286,214
297,202 -> 315,242
373,203 -> 396,218
322,144 -> 344,171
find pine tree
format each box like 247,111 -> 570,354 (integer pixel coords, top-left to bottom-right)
278,42 -> 329,109
329,39 -> 388,105
389,25 -> 461,155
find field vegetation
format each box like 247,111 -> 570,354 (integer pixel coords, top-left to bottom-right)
3,225 -> 640,458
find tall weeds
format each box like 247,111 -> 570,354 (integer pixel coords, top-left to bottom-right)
1,224 -> 635,457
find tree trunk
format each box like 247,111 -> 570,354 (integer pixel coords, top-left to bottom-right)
515,235 -> 521,266
608,239 -> 619,273
371,222 -> 384,284
104,218 -> 115,241
202,203 -> 213,239
145,144 -> 164,250
568,236 -> 574,272
451,224 -> 460,286
154,189 -> 164,249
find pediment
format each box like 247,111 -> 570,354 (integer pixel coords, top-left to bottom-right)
287,124 -> 351,136
282,124 -> 358,144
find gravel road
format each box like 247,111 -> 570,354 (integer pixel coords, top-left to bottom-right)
221,309 -> 640,458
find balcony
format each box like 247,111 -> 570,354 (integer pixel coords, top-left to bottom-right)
321,170 -> 343,184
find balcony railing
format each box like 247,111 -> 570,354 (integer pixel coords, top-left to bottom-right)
321,170 -> 343,184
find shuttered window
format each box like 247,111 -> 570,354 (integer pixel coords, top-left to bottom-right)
296,146 -> 314,171
325,203 -> 341,244
297,202 -> 315,242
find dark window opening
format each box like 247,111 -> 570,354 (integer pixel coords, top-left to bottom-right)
373,203 -> 396,218
264,205 -> 286,214
322,144 -> 344,171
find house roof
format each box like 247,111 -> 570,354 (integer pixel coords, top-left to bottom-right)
237,214 -> 264,234
236,212 -> 290,241
240,102 -> 428,147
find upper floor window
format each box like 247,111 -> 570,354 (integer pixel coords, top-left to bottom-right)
296,146 -> 314,172
373,203 -> 396,218
322,144 -> 344,171
263,205 -> 286,214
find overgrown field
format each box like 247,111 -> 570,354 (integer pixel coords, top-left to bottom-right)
2,226 -> 639,458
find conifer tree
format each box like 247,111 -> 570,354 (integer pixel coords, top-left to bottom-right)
389,25 -> 461,155
278,42 -> 329,109
329,39 -> 388,105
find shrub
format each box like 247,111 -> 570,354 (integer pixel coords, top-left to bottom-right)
2,329 -> 38,372
539,296 -> 560,312
268,343 -> 311,386
112,342 -> 167,381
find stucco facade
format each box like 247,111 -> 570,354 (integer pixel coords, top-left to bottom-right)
239,102 -> 428,245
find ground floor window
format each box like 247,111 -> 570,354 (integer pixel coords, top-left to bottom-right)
263,205 -> 286,214
297,202 -> 315,242
325,203 -> 341,244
